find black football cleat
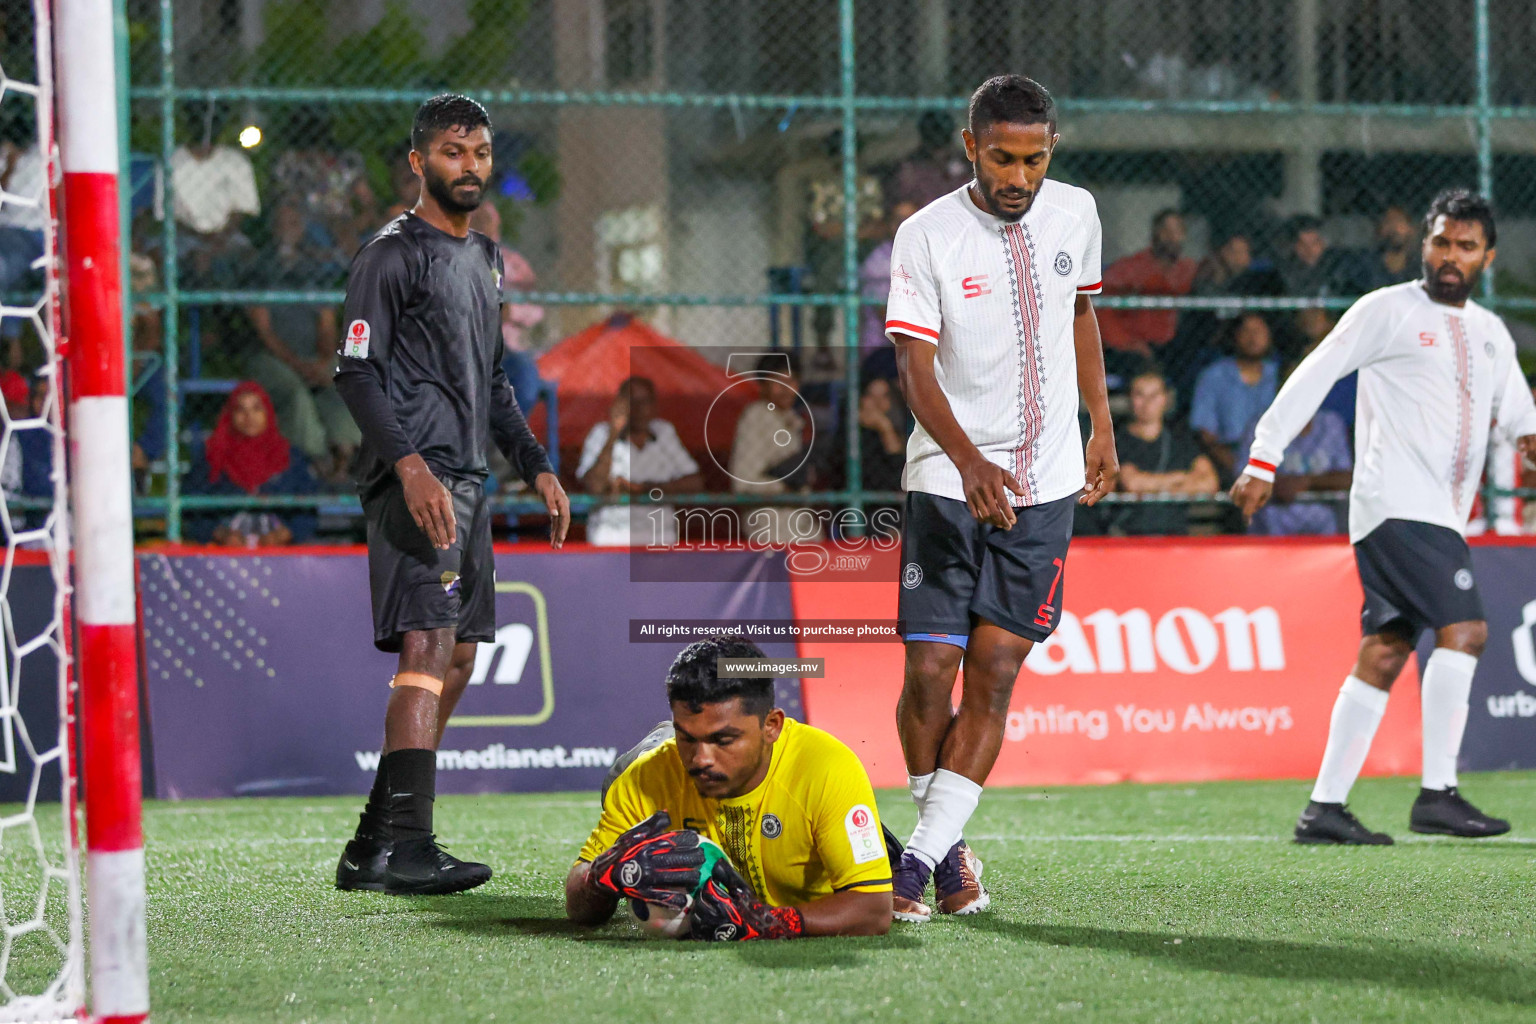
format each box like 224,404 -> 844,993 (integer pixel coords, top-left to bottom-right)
1294,801 -> 1394,845
1409,787 -> 1510,838
335,833 -> 391,891
382,835 -> 493,895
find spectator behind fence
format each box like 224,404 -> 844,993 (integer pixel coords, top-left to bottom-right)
858,200 -> 919,381
1190,312 -> 1279,483
243,199 -> 358,483
1191,230 -> 1254,296
858,376 -> 908,493
183,381 -> 318,546
1348,206 -> 1420,293
0,107 -> 45,316
269,108 -> 375,260
577,376 -> 703,547
170,102 -> 259,283
729,353 -> 818,544
889,111 -> 971,209
1239,408 -> 1353,536
1277,215 -> 1350,297
468,201 -> 545,414
2,376 -> 54,534
1112,368 -> 1218,535
1097,209 -> 1197,372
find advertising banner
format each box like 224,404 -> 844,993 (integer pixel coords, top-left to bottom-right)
0,563 -> 62,805
139,546 -> 798,798
1454,541 -> 1536,771
794,539 -> 1422,789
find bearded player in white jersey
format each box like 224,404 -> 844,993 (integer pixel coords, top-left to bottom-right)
883,75 -> 1117,920
1233,190 -> 1536,845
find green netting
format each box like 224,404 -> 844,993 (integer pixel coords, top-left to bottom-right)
111,0 -> 1535,539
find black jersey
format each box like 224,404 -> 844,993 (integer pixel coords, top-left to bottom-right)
335,211 -> 552,502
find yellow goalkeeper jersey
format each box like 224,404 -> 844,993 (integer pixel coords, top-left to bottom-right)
578,718 -> 892,907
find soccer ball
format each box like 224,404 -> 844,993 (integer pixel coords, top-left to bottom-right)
628,895 -> 693,938
626,836 -> 731,939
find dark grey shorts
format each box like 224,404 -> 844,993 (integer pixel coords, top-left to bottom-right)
1354,519 -> 1484,638
896,490 -> 1075,644
363,475 -> 495,653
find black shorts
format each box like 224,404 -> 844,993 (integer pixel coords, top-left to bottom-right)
897,490 -> 1075,644
363,475 -> 496,653
1353,519 -> 1484,639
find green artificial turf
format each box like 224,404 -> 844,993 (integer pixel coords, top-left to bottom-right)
18,773 -> 1536,1022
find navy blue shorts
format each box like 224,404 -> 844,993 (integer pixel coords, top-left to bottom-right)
896,490 -> 1075,644
1353,519 -> 1484,638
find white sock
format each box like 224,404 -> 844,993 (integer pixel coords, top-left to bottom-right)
1310,676 -> 1390,804
1421,648 -> 1477,792
905,769 -> 982,870
908,772 -> 934,813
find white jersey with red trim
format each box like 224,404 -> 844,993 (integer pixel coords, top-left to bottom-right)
1246,280 -> 1536,542
884,180 -> 1103,507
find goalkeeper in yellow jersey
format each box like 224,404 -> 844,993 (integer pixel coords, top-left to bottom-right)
565,636 -> 894,939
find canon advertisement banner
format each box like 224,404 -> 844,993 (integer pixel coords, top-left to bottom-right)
138,547 -> 799,798
797,540 -> 1423,788
1451,542 -> 1536,771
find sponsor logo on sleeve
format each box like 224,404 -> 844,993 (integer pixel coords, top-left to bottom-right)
344,319 -> 371,359
1454,568 -> 1474,591
845,804 -> 883,864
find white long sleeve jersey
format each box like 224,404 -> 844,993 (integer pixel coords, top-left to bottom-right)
1246,281 -> 1536,542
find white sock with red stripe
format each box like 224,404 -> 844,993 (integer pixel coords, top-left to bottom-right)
1421,648 -> 1477,791
906,769 -> 982,871
1310,676 -> 1389,804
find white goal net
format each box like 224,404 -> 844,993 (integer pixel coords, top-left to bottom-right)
0,0 -> 85,1019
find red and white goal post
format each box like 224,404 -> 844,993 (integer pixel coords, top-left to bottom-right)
0,0 -> 149,1020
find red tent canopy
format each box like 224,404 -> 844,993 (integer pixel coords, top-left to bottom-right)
528,312 -> 751,482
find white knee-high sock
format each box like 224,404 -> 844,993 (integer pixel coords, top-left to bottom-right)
908,772 -> 934,813
905,769 -> 982,870
1311,676 -> 1390,804
1421,648 -> 1478,792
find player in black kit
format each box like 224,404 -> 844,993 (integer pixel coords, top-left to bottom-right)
333,95 -> 570,895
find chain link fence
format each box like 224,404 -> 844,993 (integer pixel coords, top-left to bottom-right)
88,0 -> 1536,540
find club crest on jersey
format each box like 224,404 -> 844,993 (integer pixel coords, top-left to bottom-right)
902,563 -> 923,589
760,814 -> 783,839
1054,251 -> 1073,276
344,319 -> 371,359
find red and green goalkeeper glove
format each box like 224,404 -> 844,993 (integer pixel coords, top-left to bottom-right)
587,811 -> 706,911
689,858 -> 804,941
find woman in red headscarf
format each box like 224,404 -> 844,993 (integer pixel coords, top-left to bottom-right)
185,381 -> 318,545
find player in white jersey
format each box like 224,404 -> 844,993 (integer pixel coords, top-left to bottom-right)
1233,190 -> 1536,844
883,76 -> 1116,919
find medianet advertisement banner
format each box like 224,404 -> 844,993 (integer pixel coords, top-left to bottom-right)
137,546 -> 800,798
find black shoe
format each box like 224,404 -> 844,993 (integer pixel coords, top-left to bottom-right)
382,835 -> 493,895
1294,801 -> 1394,845
1409,787 -> 1510,838
335,833 -> 391,891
